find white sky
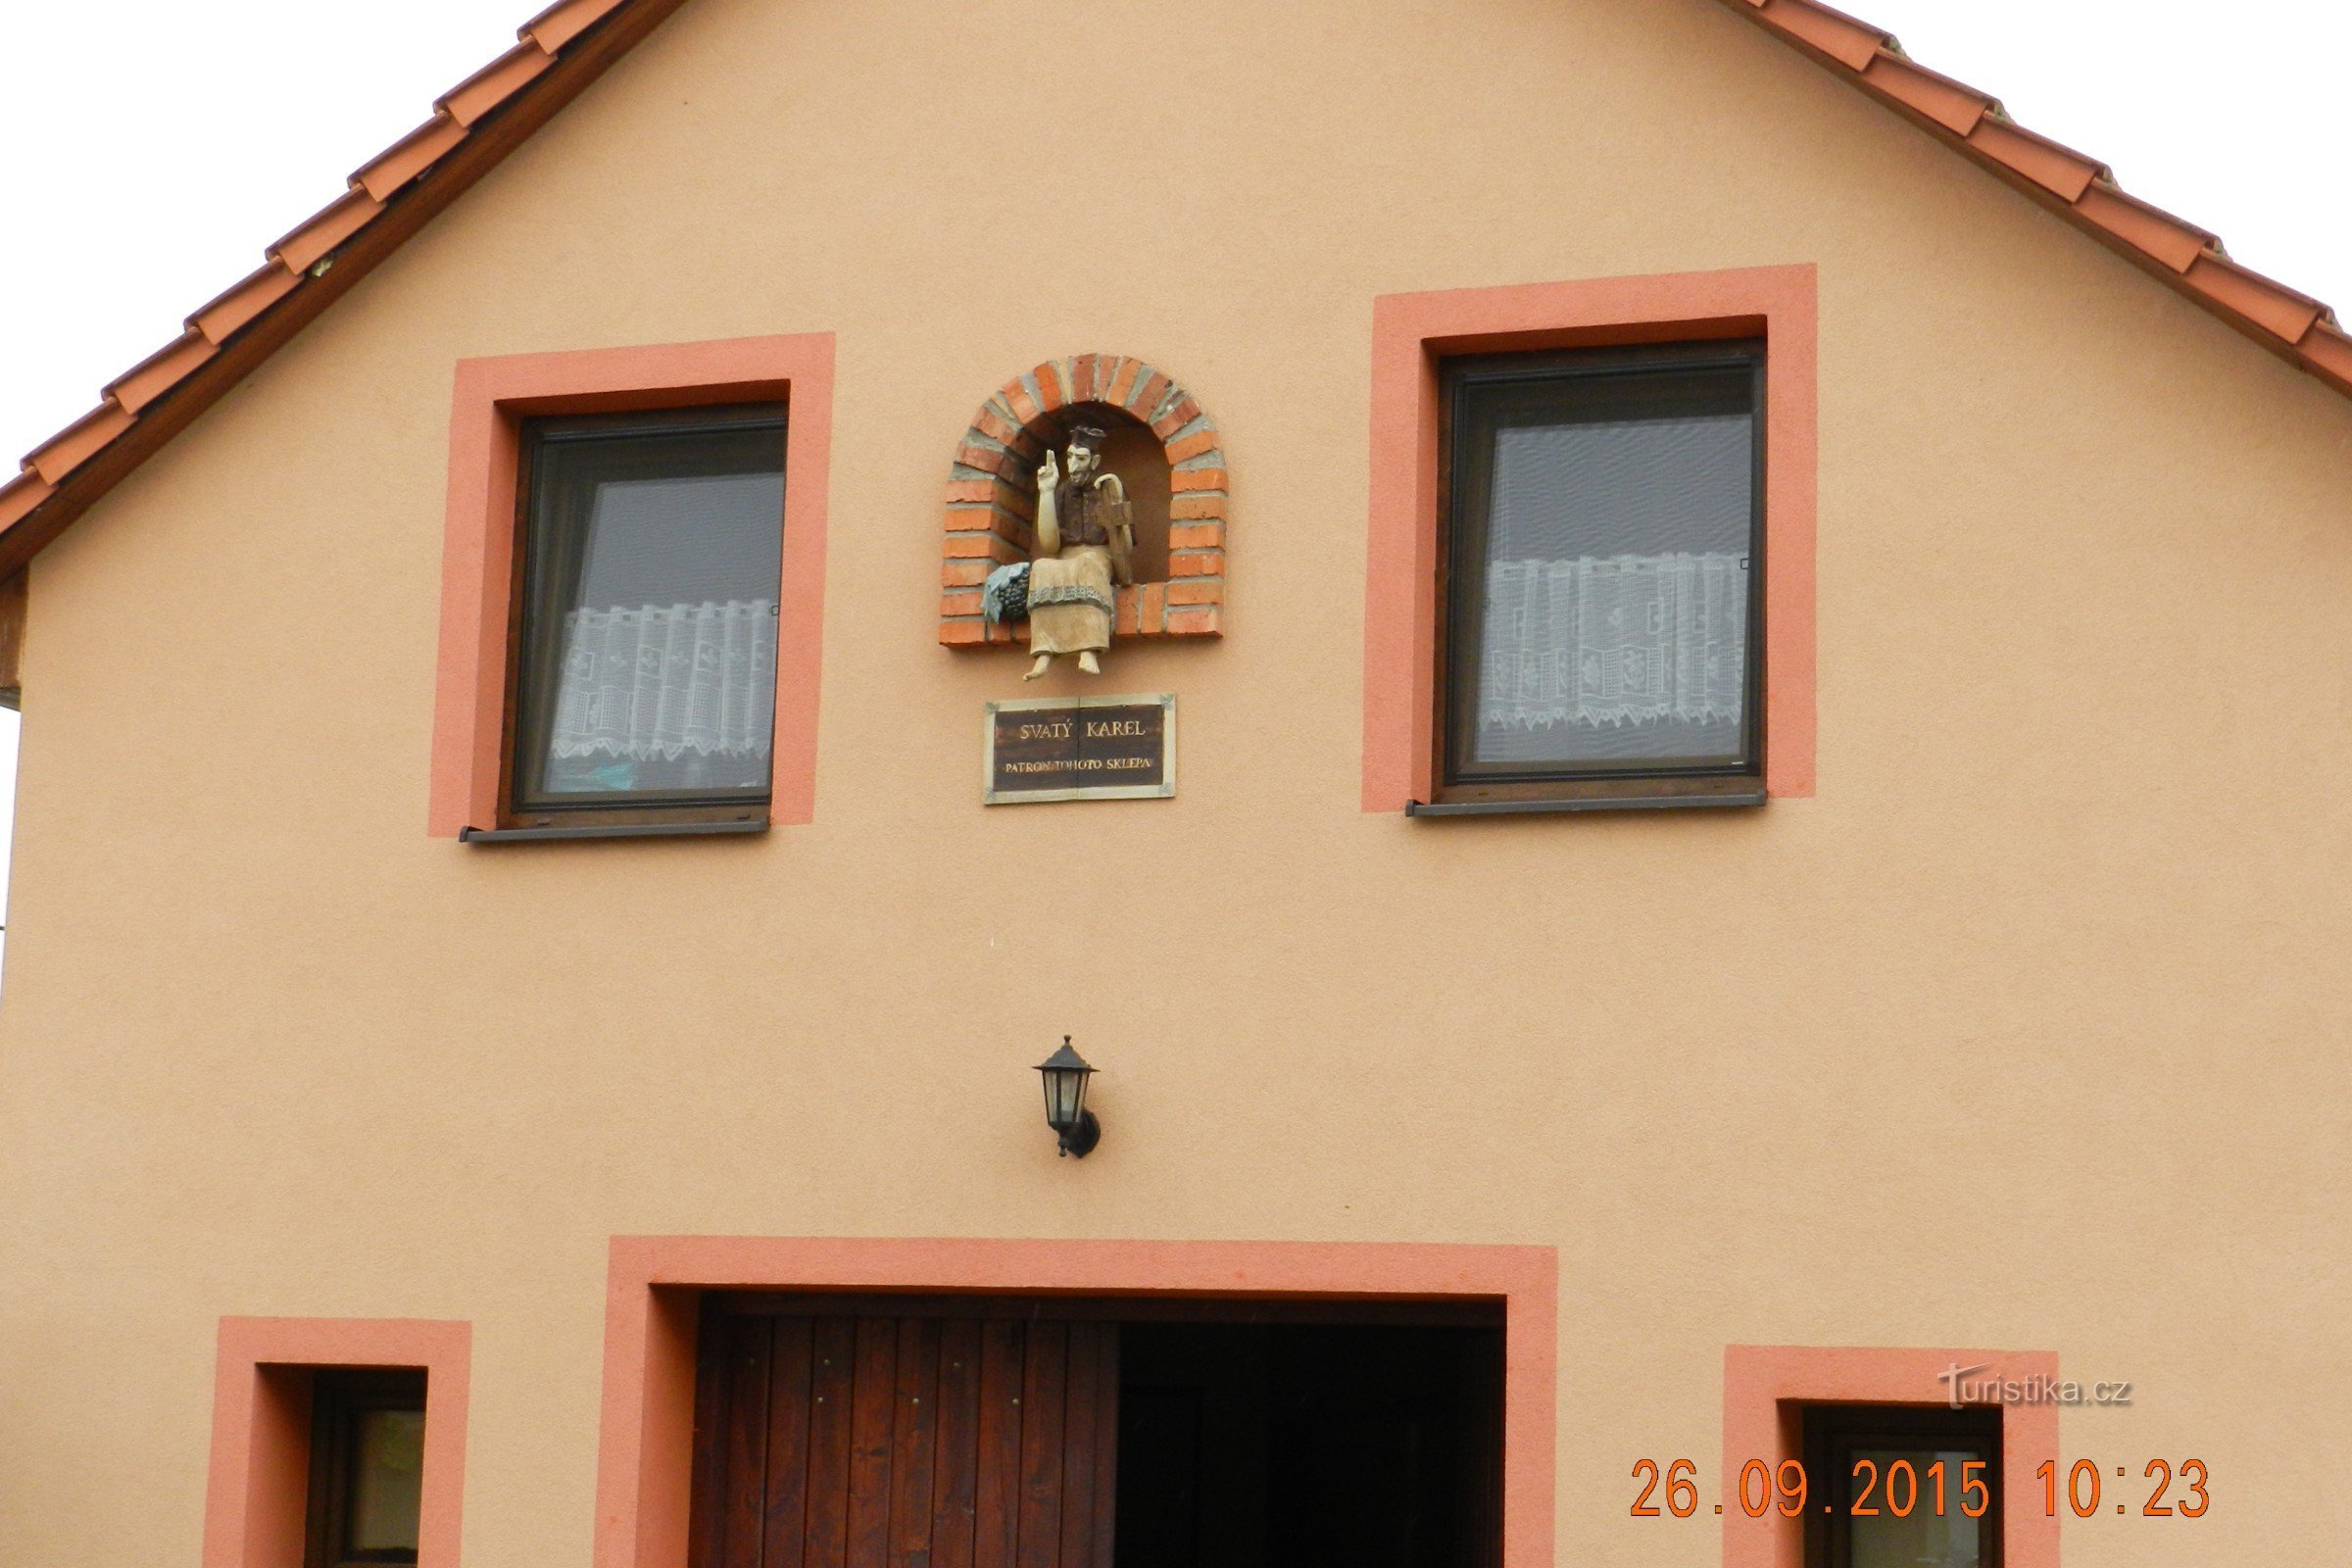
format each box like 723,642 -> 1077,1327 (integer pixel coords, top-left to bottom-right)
0,0 -> 2343,936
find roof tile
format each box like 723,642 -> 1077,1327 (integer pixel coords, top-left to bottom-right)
2073,181 -> 2214,273
524,0 -> 629,53
27,403 -> 136,486
2296,320 -> 2352,392
1749,0 -> 1887,73
1966,116 -> 2106,201
189,263 -> 303,345
105,332 -> 220,416
268,188 -> 386,274
352,113 -> 469,202
2183,253 -> 2328,343
437,41 -> 557,127
1856,52 -> 1993,137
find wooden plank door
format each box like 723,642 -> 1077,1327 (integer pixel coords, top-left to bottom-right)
691,1308 -> 1118,1568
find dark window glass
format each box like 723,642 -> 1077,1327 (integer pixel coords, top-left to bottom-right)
1442,343 -> 1763,795
511,406 -> 787,818
307,1370 -> 427,1568
1803,1403 -> 2003,1568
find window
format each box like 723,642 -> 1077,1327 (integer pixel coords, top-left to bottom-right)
306,1370 -> 428,1568
507,404 -> 788,828
1437,342 -> 1765,808
1802,1403 -> 2002,1568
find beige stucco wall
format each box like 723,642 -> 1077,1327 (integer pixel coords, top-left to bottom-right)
2,0 -> 2347,1563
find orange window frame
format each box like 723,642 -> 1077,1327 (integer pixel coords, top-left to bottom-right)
426,334 -> 835,838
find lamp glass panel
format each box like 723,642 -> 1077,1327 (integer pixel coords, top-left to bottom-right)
1042,1067 -> 1087,1128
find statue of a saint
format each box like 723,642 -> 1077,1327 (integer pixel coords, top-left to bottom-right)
1023,424 -> 1134,679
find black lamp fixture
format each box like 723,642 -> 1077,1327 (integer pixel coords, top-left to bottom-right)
1034,1037 -> 1101,1158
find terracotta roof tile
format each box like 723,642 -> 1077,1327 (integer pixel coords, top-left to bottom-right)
5,0 -> 2347,571
437,41 -> 557,127
352,114 -> 468,203
1855,53 -> 1993,137
2074,181 -> 2215,273
189,263 -> 303,345
2298,320 -> 2352,392
2182,253 -> 2328,343
524,0 -> 632,53
105,332 -> 220,416
268,188 -> 387,275
26,404 -> 136,486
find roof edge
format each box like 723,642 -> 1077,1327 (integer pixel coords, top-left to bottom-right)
0,0 -> 694,576
1715,0 -> 2351,398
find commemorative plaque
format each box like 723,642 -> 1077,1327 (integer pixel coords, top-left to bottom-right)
984,694 -> 1175,805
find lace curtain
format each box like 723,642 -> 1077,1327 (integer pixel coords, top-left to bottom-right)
549,599 -> 777,761
1480,553 -> 1746,729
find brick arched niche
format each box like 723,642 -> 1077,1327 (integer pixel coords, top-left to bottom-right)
940,354 -> 1226,646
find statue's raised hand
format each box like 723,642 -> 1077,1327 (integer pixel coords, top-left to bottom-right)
1036,449 -> 1060,491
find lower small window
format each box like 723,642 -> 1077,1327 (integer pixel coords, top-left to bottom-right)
307,1370 -> 428,1568
1437,342 -> 1765,808
1802,1403 -> 2002,1568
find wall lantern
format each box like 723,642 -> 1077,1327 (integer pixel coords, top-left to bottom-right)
1035,1038 -> 1102,1158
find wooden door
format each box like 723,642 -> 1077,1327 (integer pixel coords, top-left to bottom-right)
690,1306 -> 1119,1568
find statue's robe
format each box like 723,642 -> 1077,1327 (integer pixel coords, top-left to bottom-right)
1028,480 -> 1122,656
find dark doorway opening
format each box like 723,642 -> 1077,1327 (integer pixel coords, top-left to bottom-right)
685,1295 -> 1503,1568
1116,1321 -> 1501,1568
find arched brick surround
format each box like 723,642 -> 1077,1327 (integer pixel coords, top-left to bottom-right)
940,354 -> 1227,646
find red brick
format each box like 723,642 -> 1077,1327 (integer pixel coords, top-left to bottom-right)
1168,522 -> 1224,550
1138,581 -> 1165,635
1169,551 -> 1221,577
944,561 -> 991,588
1171,467 -> 1228,493
1163,426 -> 1219,464
1164,605 -> 1219,635
940,617 -> 988,646
955,442 -> 1015,478
944,531 -> 1003,559
985,619 -> 1023,645
1151,396 -> 1201,441
1114,585 -> 1139,637
942,590 -> 983,617
1104,358 -> 1142,408
1170,493 -> 1227,520
1071,354 -> 1101,401
972,405 -> 1022,446
947,478 -> 997,504
1032,363 -> 1068,414
1126,370 -> 1171,419
1166,577 -> 1221,606
1005,381 -> 1042,425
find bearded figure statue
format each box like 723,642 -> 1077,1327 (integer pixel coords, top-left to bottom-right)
1015,423 -> 1134,679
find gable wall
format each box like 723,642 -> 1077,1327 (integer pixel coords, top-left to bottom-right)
2,1 -> 2346,1562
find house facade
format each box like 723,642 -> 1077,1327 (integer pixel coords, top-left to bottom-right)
0,2 -> 2345,1566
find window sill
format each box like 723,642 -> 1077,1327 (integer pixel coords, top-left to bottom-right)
1406,788 -> 1766,817
460,820 -> 770,844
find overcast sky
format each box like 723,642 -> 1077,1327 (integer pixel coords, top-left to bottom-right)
0,0 -> 2344,926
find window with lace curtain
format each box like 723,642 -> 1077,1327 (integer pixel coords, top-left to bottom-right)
1437,341 -> 1766,808
507,405 -> 787,828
